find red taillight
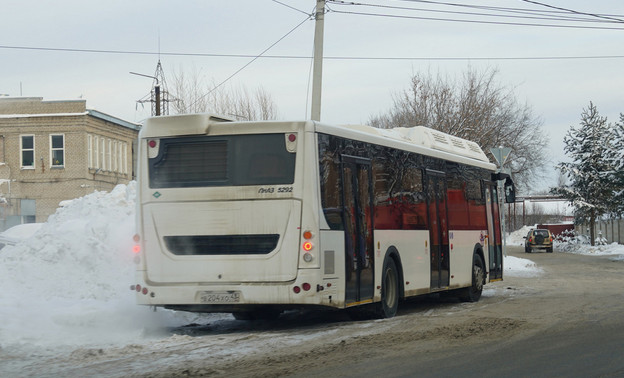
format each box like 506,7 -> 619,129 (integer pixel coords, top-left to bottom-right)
148,140 -> 157,148
288,134 -> 296,142
303,241 -> 313,251
132,245 -> 141,254
293,286 -> 301,294
302,283 -> 311,291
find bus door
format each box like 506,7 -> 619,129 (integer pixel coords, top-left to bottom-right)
485,183 -> 503,280
427,171 -> 450,289
341,155 -> 375,305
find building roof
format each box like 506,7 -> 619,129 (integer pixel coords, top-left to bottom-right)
0,97 -> 140,131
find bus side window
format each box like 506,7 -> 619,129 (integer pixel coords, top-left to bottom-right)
400,166 -> 427,230
320,145 -> 343,230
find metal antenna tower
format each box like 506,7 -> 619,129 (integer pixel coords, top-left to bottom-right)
133,59 -> 173,116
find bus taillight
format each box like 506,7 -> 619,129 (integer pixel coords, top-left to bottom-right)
303,241 -> 313,251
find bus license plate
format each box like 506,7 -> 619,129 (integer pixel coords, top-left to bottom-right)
199,291 -> 241,303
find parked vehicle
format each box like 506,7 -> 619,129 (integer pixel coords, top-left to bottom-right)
524,229 -> 553,253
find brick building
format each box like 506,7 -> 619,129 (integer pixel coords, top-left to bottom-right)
0,97 -> 140,230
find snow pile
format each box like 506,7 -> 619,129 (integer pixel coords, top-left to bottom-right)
0,183 -> 196,349
507,225 -> 533,246
504,255 -> 543,277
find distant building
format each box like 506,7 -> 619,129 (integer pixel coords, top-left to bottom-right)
0,97 -> 140,230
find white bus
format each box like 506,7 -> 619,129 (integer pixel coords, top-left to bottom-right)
132,114 -> 514,319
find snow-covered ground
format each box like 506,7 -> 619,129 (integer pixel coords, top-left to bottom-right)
1,183 -> 622,370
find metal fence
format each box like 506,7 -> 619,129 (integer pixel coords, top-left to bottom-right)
575,219 -> 624,244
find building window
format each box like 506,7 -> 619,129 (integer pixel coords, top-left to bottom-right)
20,135 -> 35,169
123,142 -> 128,174
88,135 -> 93,168
94,136 -> 99,169
113,140 -> 118,172
107,139 -> 112,172
100,137 -> 106,171
50,134 -> 64,167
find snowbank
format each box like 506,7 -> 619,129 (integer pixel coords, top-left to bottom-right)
0,183 -> 198,350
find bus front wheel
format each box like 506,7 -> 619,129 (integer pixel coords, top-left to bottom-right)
377,257 -> 399,318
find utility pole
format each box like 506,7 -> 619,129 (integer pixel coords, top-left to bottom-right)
310,0 -> 325,122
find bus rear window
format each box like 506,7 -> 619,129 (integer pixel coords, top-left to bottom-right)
149,134 -> 295,188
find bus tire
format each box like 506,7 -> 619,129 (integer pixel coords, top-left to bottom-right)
459,254 -> 484,303
377,257 -> 400,318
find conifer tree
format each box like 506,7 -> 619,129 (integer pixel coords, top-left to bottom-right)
553,103 -> 613,245
606,114 -> 624,215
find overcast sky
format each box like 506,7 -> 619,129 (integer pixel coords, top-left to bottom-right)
1,0 -> 623,191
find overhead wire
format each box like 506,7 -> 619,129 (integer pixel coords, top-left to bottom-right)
395,0 -> 624,18
1,0 -> 623,83
328,0 -> 624,24
518,0 -> 624,23
325,1 -> 624,30
3,44 -> 624,61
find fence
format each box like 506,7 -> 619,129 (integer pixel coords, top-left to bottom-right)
575,219 -> 624,244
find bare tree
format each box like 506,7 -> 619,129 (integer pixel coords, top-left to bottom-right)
170,66 -> 279,121
369,68 -> 547,192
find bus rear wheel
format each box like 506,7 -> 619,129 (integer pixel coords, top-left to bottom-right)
459,254 -> 484,302
377,257 -> 399,318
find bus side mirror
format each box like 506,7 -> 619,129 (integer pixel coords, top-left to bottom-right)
504,177 -> 515,203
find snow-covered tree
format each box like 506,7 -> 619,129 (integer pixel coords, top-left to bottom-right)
552,103 -> 614,245
606,113 -> 624,215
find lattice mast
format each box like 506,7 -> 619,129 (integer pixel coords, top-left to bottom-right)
136,60 -> 172,116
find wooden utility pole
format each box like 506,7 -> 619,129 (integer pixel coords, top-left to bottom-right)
310,0 -> 325,122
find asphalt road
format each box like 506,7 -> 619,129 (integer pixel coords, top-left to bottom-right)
287,246 -> 624,378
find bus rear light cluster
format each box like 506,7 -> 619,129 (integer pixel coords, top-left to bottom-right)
302,230 -> 314,262
132,234 -> 141,263
292,282 -> 312,294
130,284 -> 154,297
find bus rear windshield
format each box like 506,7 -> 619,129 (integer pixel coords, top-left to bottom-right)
149,134 -> 295,188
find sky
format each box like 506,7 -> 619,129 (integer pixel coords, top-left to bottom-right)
1,0 -> 623,191
1,181 -> 621,375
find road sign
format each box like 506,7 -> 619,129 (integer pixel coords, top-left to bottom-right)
490,147 -> 511,167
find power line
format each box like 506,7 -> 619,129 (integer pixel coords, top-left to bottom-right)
519,0 -> 624,23
326,7 -> 624,30
2,45 -> 624,61
328,0 -> 623,24
395,0 -> 624,19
